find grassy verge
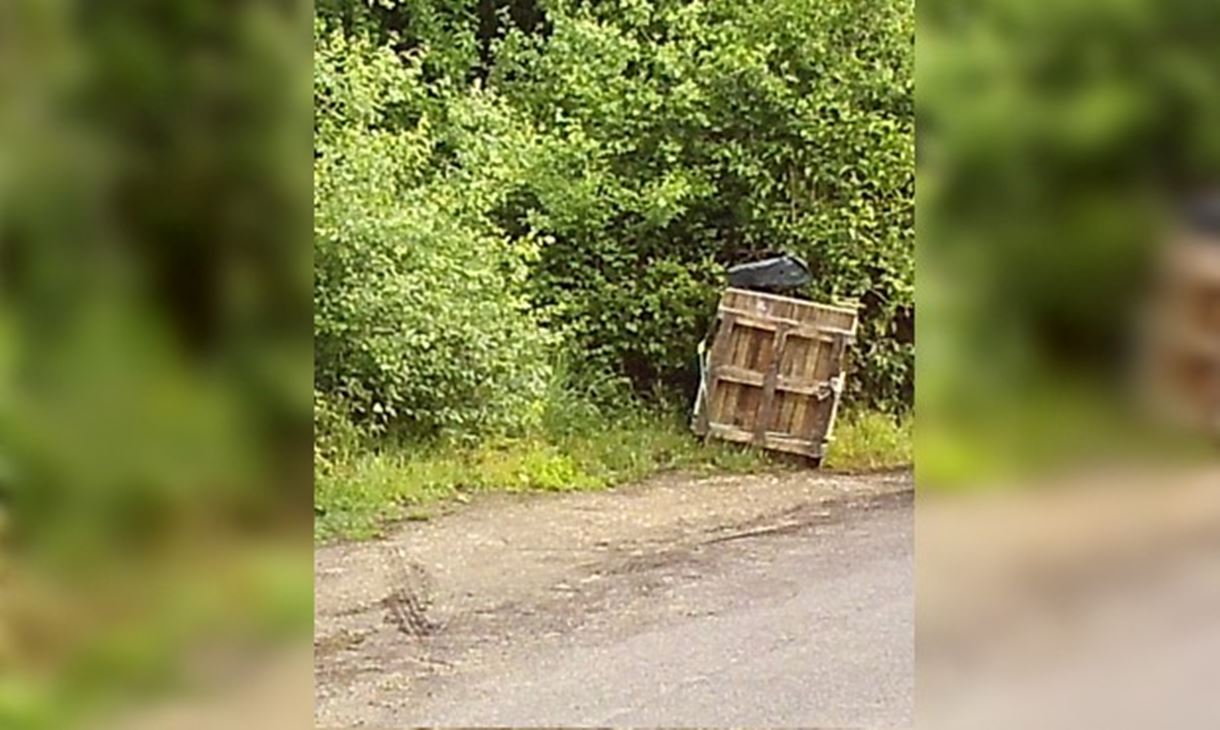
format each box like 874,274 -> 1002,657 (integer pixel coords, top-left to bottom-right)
823,410 -> 914,471
0,542 -> 313,729
315,408 -> 912,542
918,380 -> 1218,491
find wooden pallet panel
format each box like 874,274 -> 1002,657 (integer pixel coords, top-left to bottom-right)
696,288 -> 857,460
1144,239 -> 1220,434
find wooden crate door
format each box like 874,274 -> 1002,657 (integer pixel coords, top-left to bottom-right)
752,321 -> 790,443
703,311 -> 849,457
705,311 -> 775,436
703,318 -> 792,443
698,287 -> 857,458
771,328 -> 849,445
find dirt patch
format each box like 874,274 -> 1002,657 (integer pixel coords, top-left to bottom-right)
314,468 -> 911,725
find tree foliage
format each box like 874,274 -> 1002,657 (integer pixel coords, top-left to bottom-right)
314,0 -> 915,440
917,0 -> 1220,482
314,25 -> 553,437
918,0 -> 1220,405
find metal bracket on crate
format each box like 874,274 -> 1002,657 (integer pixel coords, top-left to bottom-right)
691,337 -> 710,433
812,374 -> 845,402
822,373 -> 848,444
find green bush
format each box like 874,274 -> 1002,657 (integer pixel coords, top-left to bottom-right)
917,0 -> 1220,482
494,0 -> 914,409
314,0 -> 915,449
314,25 -> 554,438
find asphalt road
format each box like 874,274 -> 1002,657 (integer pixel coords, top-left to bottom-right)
918,465 -> 1220,730
315,471 -> 913,728
409,496 -> 913,728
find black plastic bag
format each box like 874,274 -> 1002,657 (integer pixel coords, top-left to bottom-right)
726,254 -> 812,293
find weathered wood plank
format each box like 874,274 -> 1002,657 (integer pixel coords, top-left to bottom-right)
705,423 -> 821,457
754,322 -> 789,443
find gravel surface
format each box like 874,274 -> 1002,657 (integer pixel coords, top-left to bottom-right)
315,469 -> 914,728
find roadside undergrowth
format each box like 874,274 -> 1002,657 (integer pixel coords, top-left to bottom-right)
315,406 -> 912,542
823,410 -> 914,472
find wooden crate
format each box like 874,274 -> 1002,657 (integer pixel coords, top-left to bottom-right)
1145,238 -> 1220,434
693,288 -> 858,461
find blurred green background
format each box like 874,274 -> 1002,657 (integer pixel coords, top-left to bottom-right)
4,0 -> 1219,723
1,1 -> 313,727
917,0 -> 1220,486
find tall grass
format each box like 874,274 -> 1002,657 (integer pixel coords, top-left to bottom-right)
316,387 -> 913,542
315,410 -> 765,541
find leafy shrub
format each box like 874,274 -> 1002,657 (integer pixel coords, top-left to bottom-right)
823,410 -> 913,470
314,0 -> 915,453
492,0 -> 914,410
314,25 -> 553,438
917,0 -> 1220,482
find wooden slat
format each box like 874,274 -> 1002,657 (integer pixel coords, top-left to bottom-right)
706,423 -> 756,445
761,432 -> 822,457
714,365 -> 764,387
754,322 -> 788,443
776,378 -> 833,397
718,308 -> 826,340
705,423 -> 821,457
723,287 -> 859,319
703,313 -> 737,430
722,290 -> 858,335
713,367 -> 839,396
812,326 -> 858,340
